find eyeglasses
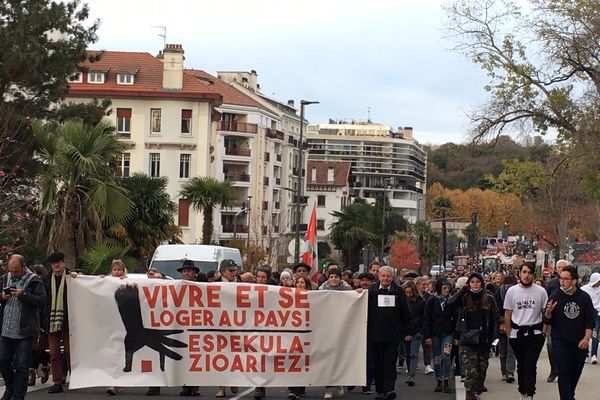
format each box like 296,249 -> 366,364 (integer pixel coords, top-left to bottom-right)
559,277 -> 575,281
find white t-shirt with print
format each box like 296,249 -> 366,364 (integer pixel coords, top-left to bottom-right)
503,284 -> 548,339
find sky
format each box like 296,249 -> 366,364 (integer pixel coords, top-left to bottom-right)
84,0 -> 492,145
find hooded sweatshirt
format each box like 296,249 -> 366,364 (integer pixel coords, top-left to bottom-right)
581,272 -> 600,312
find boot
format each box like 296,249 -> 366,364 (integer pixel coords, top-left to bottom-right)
39,365 -> 50,384
27,368 -> 36,386
434,380 -> 443,392
443,379 -> 453,394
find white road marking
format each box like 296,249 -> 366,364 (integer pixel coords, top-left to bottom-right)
455,376 -> 465,400
230,387 -> 256,400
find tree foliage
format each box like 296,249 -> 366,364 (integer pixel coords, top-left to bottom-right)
389,239 -> 421,270
34,119 -> 133,266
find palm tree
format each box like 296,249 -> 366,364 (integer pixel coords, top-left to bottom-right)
120,173 -> 181,267
329,199 -> 378,266
179,177 -> 234,244
34,119 -> 133,266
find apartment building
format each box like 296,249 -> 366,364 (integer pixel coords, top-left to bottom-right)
306,120 -> 427,224
66,44 -> 221,243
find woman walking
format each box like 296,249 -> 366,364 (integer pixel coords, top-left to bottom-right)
403,281 -> 425,387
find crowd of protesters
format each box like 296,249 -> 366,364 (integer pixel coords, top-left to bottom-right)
0,252 -> 598,400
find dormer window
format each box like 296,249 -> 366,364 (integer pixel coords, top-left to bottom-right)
68,72 -> 82,83
117,73 -> 134,85
88,72 -> 105,84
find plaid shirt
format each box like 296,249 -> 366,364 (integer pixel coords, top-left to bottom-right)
1,272 -> 33,339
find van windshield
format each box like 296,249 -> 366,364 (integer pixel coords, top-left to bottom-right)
149,260 -> 218,279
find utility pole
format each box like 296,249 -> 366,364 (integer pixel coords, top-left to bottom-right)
442,207 -> 447,267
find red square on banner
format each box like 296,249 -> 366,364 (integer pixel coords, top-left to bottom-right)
141,360 -> 153,373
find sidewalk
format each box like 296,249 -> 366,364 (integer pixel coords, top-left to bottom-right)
458,346 -> 597,400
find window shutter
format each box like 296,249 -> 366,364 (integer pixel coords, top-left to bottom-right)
117,108 -> 132,118
178,199 -> 189,227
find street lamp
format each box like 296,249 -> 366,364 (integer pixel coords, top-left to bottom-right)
381,177 -> 394,260
294,100 -> 319,264
246,195 -> 252,246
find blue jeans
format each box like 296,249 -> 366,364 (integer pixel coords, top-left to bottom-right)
431,334 -> 453,380
0,336 -> 34,396
403,333 -> 423,378
591,315 -> 600,357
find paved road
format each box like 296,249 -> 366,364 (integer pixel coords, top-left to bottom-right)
20,347 -> 599,400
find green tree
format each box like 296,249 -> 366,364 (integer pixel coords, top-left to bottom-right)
329,199 -> 378,266
34,119 -> 133,266
80,243 -> 137,275
179,177 -> 235,244
120,173 -> 181,268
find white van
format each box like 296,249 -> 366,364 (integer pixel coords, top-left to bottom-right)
149,245 -> 243,279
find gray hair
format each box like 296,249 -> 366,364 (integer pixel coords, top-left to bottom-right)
379,265 -> 394,275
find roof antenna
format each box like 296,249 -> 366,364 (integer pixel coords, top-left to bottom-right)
152,25 -> 166,48
366,106 -> 371,123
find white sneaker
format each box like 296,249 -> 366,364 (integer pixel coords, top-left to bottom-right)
324,390 -> 333,399
592,355 -> 598,365
216,388 -> 226,398
526,396 -> 533,400
424,365 -> 434,375
337,387 -> 345,396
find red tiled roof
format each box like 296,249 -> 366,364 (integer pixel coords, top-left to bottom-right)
185,69 -> 264,109
67,51 -> 221,101
307,161 -> 352,186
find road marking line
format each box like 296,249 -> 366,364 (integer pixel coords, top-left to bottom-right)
230,387 -> 255,400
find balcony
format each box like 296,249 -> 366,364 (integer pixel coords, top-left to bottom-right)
217,121 -> 258,134
266,128 -> 285,141
222,224 -> 248,233
224,173 -> 250,182
263,176 -> 269,186
292,195 -> 309,205
225,147 -> 251,157
292,168 -> 305,177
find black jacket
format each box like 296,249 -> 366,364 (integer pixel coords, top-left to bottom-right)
422,294 -> 456,339
0,272 -> 47,338
449,286 -> 500,351
406,296 -> 425,335
367,282 -> 414,343
43,273 -> 69,330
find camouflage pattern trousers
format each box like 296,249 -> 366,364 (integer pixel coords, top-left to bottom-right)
459,345 -> 490,400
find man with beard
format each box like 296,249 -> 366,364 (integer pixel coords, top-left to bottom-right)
504,262 -> 548,400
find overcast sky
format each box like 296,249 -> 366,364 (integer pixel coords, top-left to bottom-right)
85,0 -> 492,145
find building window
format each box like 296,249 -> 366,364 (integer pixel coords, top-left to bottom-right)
178,199 -> 189,227
317,195 -> 326,207
311,168 -> 317,182
116,108 -> 131,137
327,168 -> 335,182
118,153 -> 130,178
316,219 -> 325,231
181,109 -> 192,134
117,73 -> 134,85
179,154 -> 191,179
88,72 -> 105,84
149,153 -> 160,177
150,109 -> 161,133
68,72 -> 82,83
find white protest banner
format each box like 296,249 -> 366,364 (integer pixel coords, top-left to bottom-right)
68,276 -> 367,388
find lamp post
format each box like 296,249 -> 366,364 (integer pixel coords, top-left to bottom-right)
246,195 -> 252,247
294,100 -> 319,264
380,177 -> 393,260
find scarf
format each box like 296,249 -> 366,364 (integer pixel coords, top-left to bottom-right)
49,273 -> 66,333
435,292 -> 448,311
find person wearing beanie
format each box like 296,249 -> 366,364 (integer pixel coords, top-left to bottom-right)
447,273 -> 500,400
423,278 -> 456,394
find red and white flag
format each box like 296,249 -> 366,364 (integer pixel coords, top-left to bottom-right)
302,203 -> 319,285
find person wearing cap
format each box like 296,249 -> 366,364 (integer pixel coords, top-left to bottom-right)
215,259 -> 239,398
43,252 -> 71,394
0,254 -> 46,400
423,278 -> 456,394
292,262 -> 317,290
177,260 -> 200,397
447,272 -> 499,400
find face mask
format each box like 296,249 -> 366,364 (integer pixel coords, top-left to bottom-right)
469,287 -> 483,294
560,285 -> 572,293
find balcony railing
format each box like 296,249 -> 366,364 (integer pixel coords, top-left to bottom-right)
222,224 -> 248,233
224,173 -> 250,182
266,128 -> 285,141
217,121 -> 258,134
225,147 -> 251,157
